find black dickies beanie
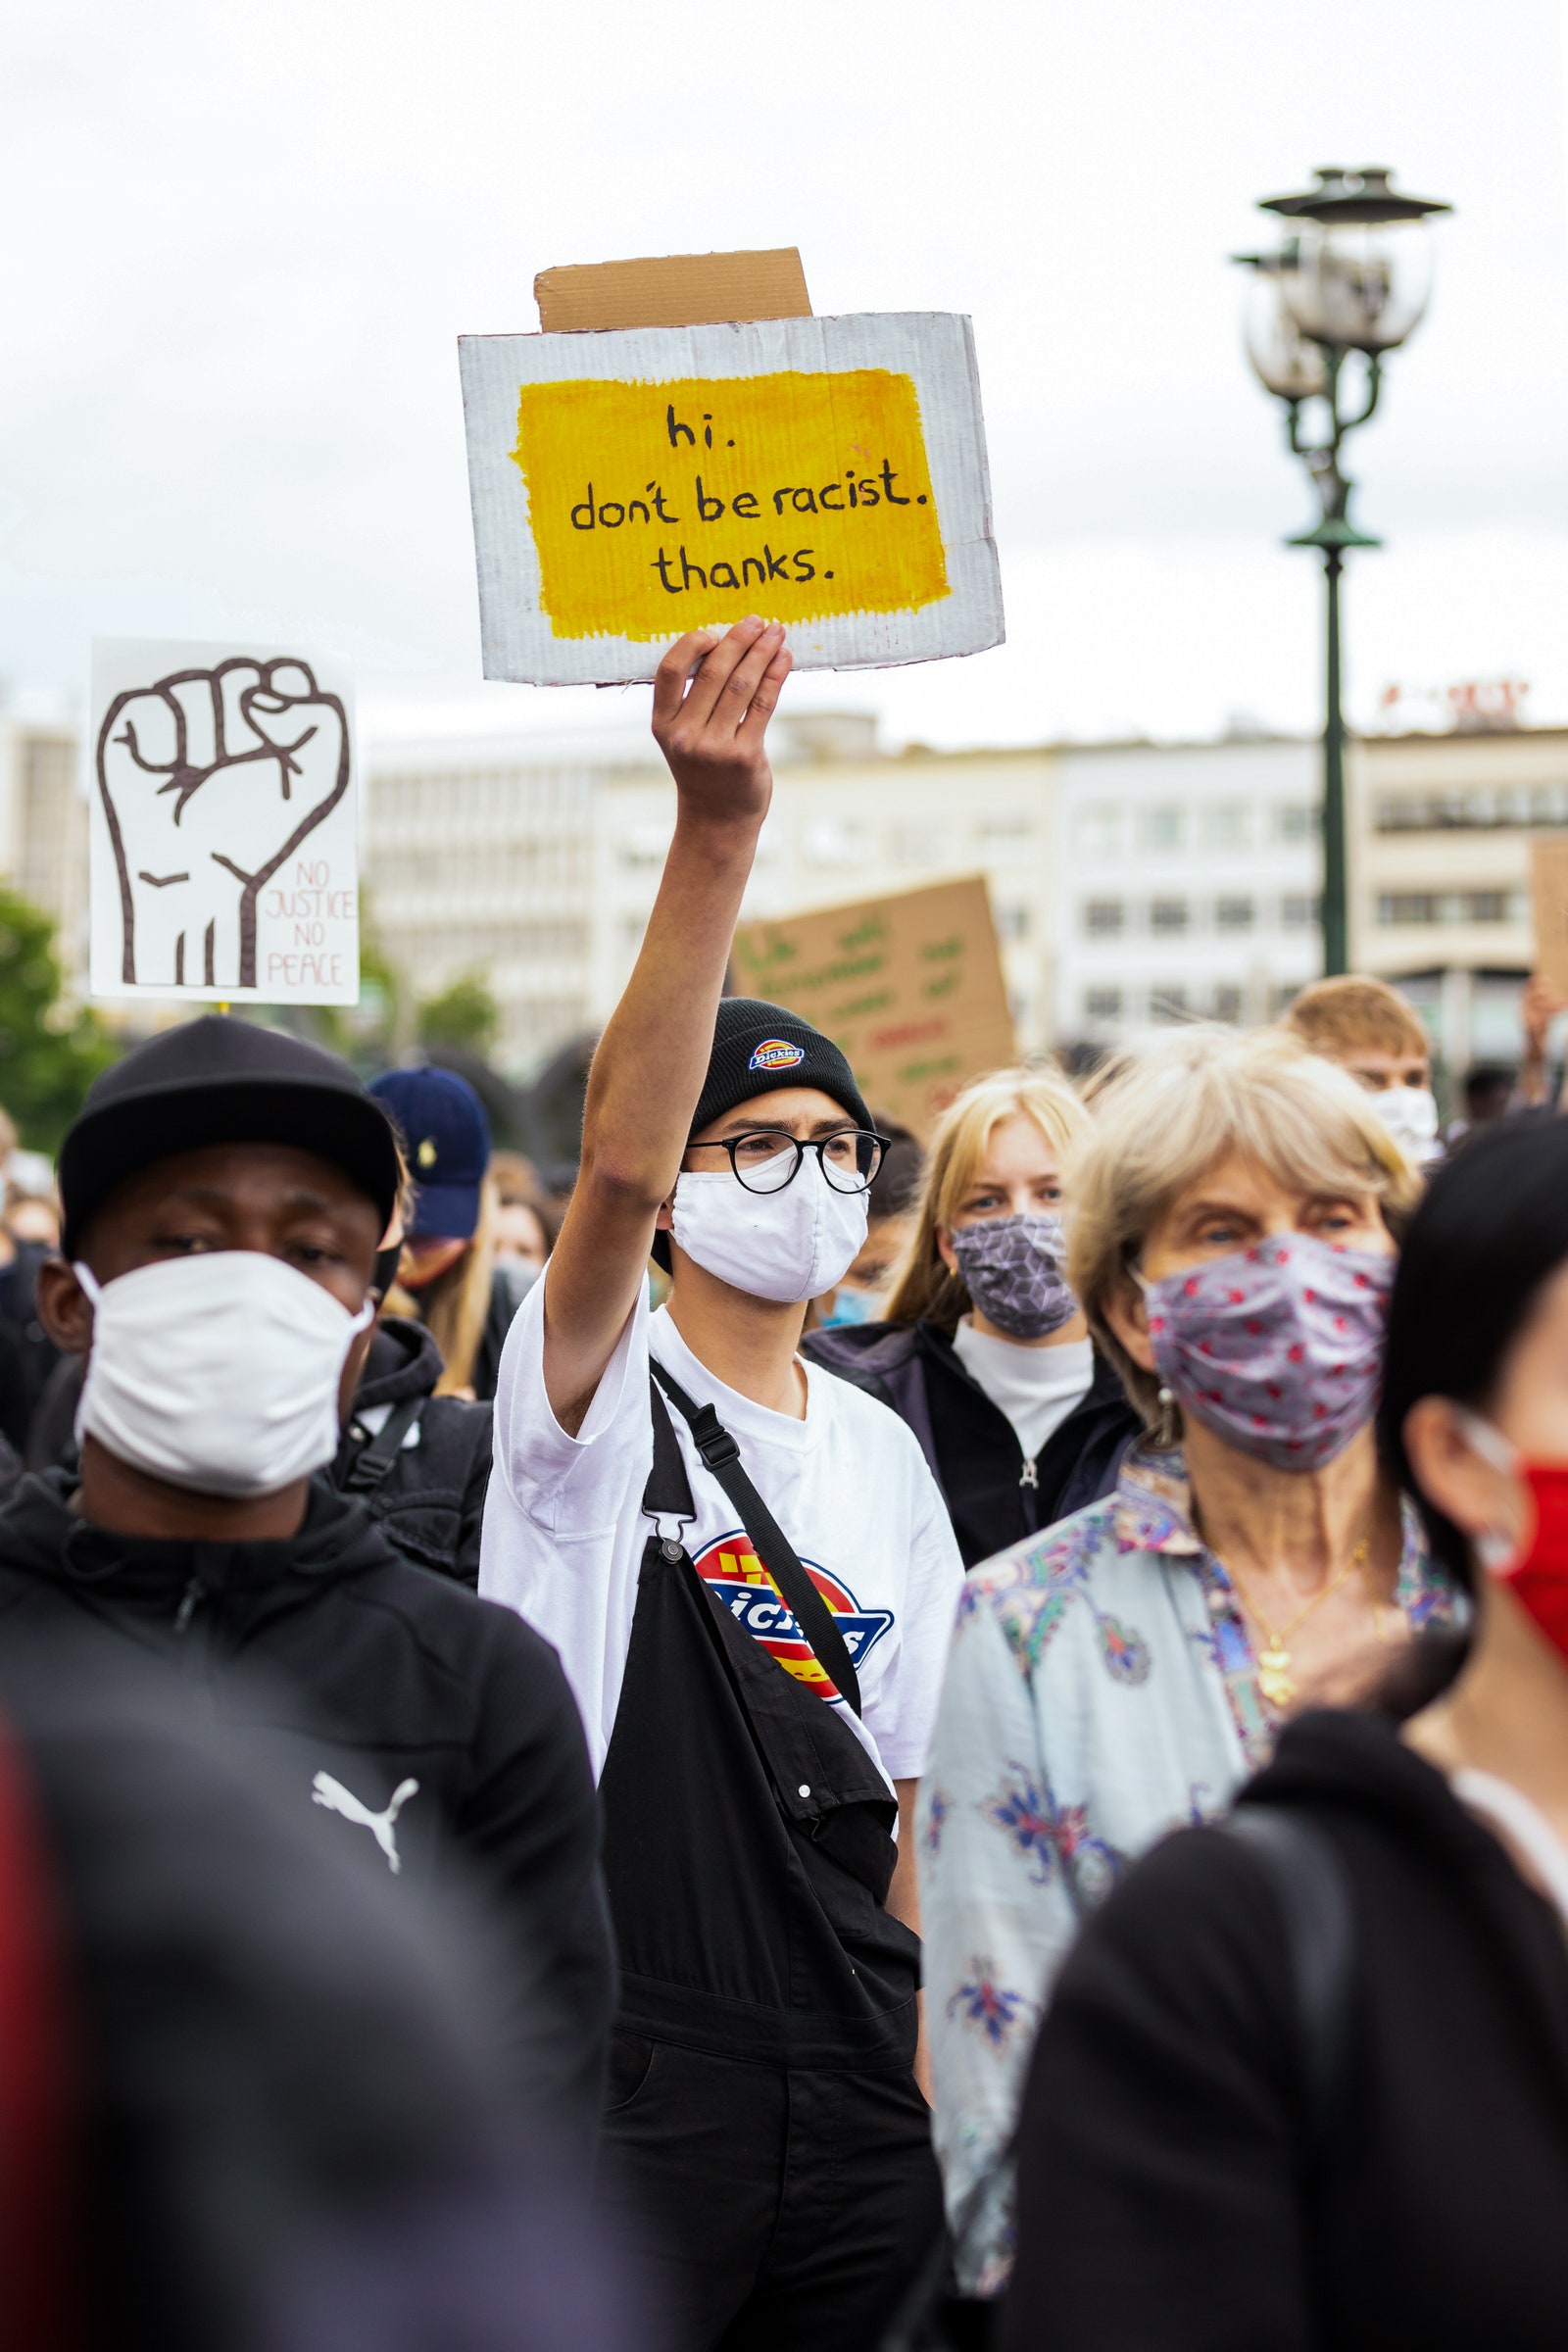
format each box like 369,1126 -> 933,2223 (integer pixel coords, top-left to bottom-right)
690,999 -> 873,1138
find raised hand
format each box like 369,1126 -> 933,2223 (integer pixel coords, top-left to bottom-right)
651,619 -> 790,833
96,658 -> 350,990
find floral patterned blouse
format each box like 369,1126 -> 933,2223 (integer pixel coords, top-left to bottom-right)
916,1440 -> 1462,2297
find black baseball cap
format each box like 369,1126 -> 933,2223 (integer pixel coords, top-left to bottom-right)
60,1016 -> 402,1257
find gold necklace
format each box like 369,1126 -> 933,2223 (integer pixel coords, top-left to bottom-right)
1226,1536 -> 1371,1710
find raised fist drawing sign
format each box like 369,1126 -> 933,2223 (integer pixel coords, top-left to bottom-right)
96,659 -> 350,990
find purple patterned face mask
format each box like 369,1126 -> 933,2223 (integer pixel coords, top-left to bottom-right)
951,1212 -> 1078,1341
1143,1233 -> 1395,1472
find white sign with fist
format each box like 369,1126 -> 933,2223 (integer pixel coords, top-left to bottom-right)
90,640 -> 359,1005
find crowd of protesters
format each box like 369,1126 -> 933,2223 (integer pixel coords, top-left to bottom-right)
5,616 -> 1568,2344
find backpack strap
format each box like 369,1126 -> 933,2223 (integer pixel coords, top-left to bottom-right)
1220,1805 -> 1354,2168
649,1359 -> 863,1717
343,1394 -> 425,1493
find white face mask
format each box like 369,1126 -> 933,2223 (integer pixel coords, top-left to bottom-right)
670,1150 -> 869,1304
74,1252 -> 374,1498
1369,1085 -> 1441,1164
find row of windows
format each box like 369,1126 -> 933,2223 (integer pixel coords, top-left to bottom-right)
1074,801 -> 1317,856
1081,982 -> 1299,1026
375,921 -> 590,964
366,841 -> 590,894
368,768 -> 598,826
1375,890 -> 1528,928
1081,894 -> 1320,937
1374,785 -> 1568,832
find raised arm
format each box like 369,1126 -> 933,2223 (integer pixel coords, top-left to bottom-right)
543,617 -> 790,1432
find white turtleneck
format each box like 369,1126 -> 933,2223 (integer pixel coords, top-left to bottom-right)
951,1318 -> 1095,1462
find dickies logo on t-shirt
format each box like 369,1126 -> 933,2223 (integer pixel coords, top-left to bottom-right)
747,1038 -> 806,1073
692,1533 -> 894,1703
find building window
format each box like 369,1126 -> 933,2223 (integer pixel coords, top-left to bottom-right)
1149,898 -> 1189,934
1373,783 -> 1568,832
1139,805 -> 1185,851
892,825 -> 942,864
1215,895 -> 1255,932
1083,899 -> 1124,936
1376,889 -> 1526,927
1281,894 -> 1321,928
1201,803 -> 1250,848
1212,983 -> 1243,1021
1085,987 -> 1123,1021
1275,804 -> 1318,840
995,903 -> 1031,941
1075,804 -> 1122,857
979,810 -> 1033,839
1149,987 -> 1190,1022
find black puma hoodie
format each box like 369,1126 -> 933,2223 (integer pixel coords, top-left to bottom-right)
0,1469 -> 614,2170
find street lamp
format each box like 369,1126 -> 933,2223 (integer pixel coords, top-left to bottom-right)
1235,166 -> 1451,976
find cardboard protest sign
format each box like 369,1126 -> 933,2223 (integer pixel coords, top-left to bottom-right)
90,640 -> 359,1005
1532,837 -> 1568,991
460,310 -> 1004,683
730,875 -> 1016,1137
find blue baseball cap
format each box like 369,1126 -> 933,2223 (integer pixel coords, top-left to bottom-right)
368,1066 -> 491,1241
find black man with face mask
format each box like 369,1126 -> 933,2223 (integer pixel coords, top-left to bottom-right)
0,1014 -> 614,2173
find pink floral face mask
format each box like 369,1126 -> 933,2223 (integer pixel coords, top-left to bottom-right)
1143,1233 -> 1395,1472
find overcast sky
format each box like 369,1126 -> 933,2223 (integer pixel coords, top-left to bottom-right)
4,0 -> 1566,750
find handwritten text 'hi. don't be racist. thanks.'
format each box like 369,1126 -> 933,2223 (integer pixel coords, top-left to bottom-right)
510,368 -> 952,641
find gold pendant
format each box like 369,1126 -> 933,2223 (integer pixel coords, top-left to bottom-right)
1257,1646 -> 1296,1709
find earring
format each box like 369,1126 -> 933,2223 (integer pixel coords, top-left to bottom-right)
1156,1384 -> 1176,1449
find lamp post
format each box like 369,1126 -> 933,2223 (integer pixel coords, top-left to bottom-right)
1235,167 -> 1450,976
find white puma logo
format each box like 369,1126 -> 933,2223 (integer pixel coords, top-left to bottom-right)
311,1770 -> 419,1874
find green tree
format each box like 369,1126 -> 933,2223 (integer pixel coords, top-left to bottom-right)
0,888 -> 116,1152
417,972 -> 500,1057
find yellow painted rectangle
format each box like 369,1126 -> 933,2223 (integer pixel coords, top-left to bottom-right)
511,368 -> 950,642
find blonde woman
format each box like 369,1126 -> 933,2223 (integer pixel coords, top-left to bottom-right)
804,1069 -> 1141,1566
916,1028 -> 1465,2303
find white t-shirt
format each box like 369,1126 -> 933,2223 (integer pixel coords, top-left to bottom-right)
480,1267 -> 964,1788
951,1320 -> 1095,1461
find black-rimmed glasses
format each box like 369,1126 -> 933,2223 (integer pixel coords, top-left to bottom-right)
687,1128 -> 890,1196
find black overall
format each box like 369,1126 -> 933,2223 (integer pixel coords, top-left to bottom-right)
595,1386 -> 942,2350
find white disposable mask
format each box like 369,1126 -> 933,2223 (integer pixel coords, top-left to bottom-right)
1369,1085 -> 1441,1165
74,1252 -> 374,1498
670,1149 -> 869,1304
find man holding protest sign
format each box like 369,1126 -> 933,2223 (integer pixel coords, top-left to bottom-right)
480,615 -> 961,2349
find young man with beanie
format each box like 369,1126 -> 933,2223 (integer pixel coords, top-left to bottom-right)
0,1014 -> 614,2169
480,618 -> 962,2350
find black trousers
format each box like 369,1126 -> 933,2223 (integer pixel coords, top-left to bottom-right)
596,2034 -> 943,2352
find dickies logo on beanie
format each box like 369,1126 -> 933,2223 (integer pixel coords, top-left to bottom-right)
748,1039 -> 806,1074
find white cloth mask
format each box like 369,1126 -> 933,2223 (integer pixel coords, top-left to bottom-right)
1369,1085 -> 1440,1165
74,1252 -> 374,1497
670,1149 -> 869,1304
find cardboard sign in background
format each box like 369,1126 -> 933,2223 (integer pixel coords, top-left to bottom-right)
729,875 -> 1016,1136
1532,837 -> 1568,992
460,312 -> 1004,684
90,639 -> 359,1006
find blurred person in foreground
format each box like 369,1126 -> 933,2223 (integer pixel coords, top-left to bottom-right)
1,1015 -> 612,2167
809,1118 -> 923,1329
1281,971 -> 1442,1166
1002,1111 -> 1568,2352
480,620 -> 960,2350
369,1065 -> 514,1400
326,1177 -> 494,1587
917,1028 -> 1463,2300
0,1642 -> 641,2352
806,1072 -> 1140,1567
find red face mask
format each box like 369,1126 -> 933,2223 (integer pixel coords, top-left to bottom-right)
1497,1465 -> 1568,1661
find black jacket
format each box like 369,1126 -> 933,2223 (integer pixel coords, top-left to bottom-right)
803,1319 -> 1140,1566
1004,1707 -> 1568,2351
0,1471 -> 615,2173
330,1314 -> 492,1586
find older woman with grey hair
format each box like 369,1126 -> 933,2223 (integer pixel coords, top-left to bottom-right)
916,1026 -> 1465,2303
